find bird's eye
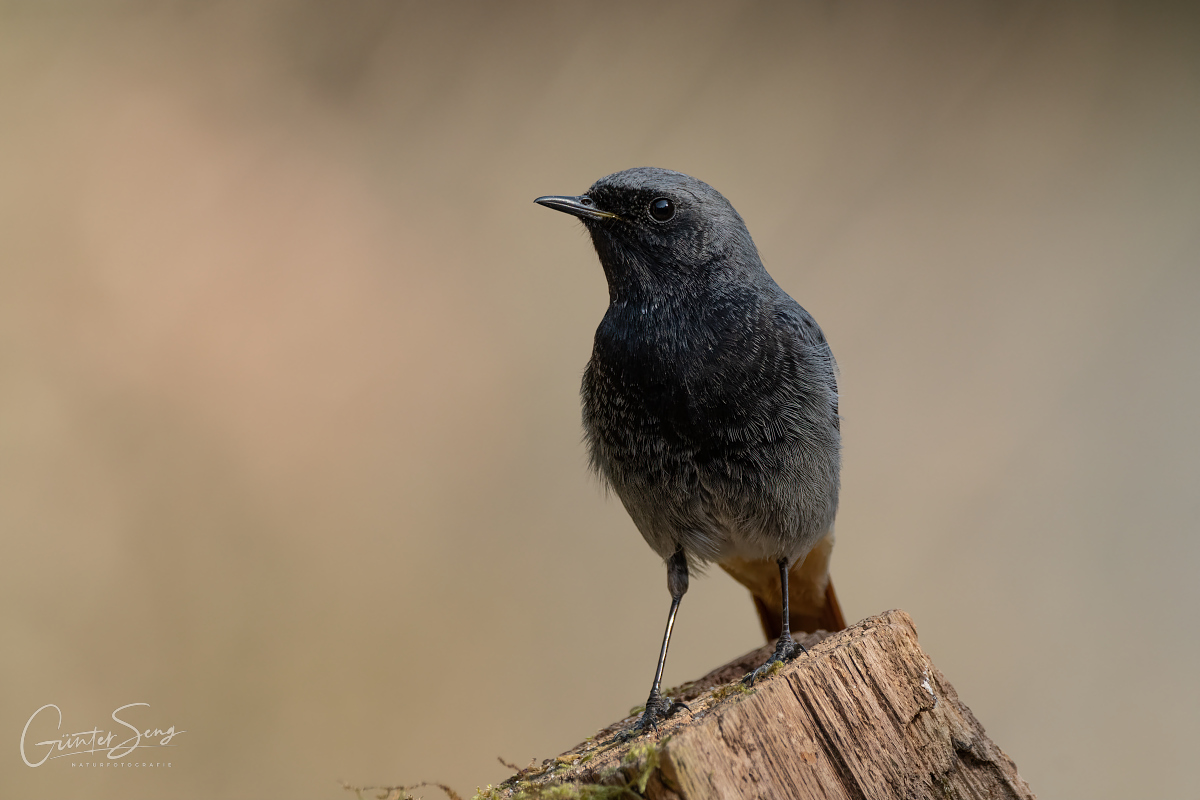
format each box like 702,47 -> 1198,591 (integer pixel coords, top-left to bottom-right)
648,197 -> 675,222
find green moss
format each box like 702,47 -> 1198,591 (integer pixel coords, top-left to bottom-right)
474,781 -> 636,800
471,741 -> 664,800
623,742 -> 661,794
710,681 -> 754,702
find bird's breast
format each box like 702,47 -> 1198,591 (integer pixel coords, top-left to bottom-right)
582,292 -> 837,466
585,304 -> 709,437
580,296 -> 841,563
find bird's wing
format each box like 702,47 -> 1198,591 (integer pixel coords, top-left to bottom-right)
775,300 -> 839,429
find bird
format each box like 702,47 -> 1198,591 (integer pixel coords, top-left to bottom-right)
534,167 -> 845,735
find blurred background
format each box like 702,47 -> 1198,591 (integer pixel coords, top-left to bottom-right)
1,1 -> 1197,798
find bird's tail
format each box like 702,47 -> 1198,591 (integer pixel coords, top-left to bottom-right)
719,532 -> 846,639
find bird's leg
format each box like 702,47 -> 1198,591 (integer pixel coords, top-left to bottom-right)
622,548 -> 692,738
743,557 -> 809,686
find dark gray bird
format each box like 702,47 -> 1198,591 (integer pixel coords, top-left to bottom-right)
535,168 -> 844,734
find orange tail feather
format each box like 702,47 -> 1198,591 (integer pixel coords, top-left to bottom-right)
720,533 -> 847,640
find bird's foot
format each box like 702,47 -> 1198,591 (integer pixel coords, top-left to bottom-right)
742,634 -> 808,687
618,689 -> 690,741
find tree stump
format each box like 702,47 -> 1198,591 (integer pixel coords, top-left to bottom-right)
487,610 -> 1035,800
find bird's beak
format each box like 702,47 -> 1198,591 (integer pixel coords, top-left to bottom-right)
534,195 -> 620,221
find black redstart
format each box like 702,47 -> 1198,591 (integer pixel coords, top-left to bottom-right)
535,168 -> 844,735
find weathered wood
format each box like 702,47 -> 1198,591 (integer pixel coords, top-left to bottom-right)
488,610 -> 1035,800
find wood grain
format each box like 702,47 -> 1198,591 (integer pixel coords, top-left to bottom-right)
492,610 -> 1035,800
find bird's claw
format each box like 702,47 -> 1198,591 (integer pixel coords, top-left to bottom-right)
743,635 -> 808,686
619,692 -> 690,740
742,658 -> 782,687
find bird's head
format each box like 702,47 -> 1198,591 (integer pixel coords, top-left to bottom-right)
536,168 -> 765,303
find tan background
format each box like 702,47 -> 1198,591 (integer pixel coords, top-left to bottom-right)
2,2 -> 1198,798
